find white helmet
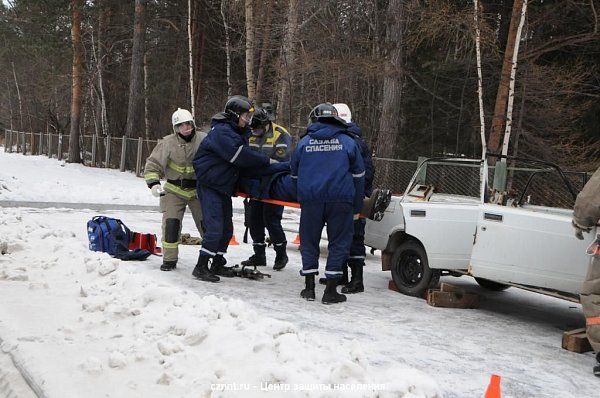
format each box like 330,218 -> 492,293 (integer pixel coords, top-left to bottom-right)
171,108 -> 195,133
333,103 -> 352,123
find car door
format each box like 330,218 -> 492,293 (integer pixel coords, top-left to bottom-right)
470,204 -> 594,295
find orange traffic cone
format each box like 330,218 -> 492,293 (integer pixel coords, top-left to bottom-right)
292,234 -> 301,245
229,229 -> 239,246
484,374 -> 501,398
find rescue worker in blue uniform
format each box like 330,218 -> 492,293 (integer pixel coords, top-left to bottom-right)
241,107 -> 293,271
192,95 -> 273,282
316,103 -> 374,294
291,103 -> 365,304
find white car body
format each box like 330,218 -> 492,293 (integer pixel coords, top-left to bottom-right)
365,158 -> 596,299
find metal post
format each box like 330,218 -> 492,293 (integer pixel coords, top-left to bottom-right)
21,132 -> 26,154
91,134 -> 97,166
136,137 -> 143,176
47,133 -> 52,158
5,130 -> 11,153
105,135 -> 111,168
119,135 -> 127,172
38,132 -> 43,155
416,156 -> 428,185
57,134 -> 63,160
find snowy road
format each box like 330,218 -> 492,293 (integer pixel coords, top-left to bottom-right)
0,151 -> 598,397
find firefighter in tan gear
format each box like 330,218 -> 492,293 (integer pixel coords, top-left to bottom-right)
144,108 -> 206,271
572,166 -> 600,377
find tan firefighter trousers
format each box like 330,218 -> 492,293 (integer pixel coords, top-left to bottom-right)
160,192 -> 203,263
581,254 -> 600,352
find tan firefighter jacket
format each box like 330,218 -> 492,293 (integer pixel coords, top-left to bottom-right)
574,166 -> 600,229
144,131 -> 206,200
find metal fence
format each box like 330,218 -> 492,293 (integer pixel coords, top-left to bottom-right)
2,129 -> 159,177
1,128 -> 592,209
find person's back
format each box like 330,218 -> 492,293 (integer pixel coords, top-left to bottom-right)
291,103 -> 365,305
292,121 -> 364,209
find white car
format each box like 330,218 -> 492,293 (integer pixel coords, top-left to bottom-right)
366,157 -> 597,300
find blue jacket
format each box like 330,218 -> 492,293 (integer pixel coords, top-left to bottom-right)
290,121 -> 365,213
347,122 -> 374,196
193,114 -> 271,196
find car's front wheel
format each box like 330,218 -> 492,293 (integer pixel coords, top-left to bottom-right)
391,240 -> 440,297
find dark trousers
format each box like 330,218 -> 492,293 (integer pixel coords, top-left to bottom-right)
299,202 -> 353,279
249,200 -> 286,246
197,186 -> 233,258
349,219 -> 366,266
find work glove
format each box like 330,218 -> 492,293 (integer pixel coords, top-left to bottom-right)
572,220 -> 591,240
269,158 -> 279,165
353,214 -> 360,220
151,184 -> 165,198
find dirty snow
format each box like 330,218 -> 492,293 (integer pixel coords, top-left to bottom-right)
0,150 -> 598,397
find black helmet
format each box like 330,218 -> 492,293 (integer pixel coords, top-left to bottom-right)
224,95 -> 254,122
249,107 -> 271,129
261,102 -> 276,121
308,103 -> 346,124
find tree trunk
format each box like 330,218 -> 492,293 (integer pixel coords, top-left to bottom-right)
125,0 -> 148,138
500,0 -> 528,157
68,0 -> 84,163
487,0 -> 525,162
11,62 -> 23,131
144,52 -> 150,142
376,0 -> 404,161
221,0 -> 232,97
187,0 -> 195,116
473,0 -> 487,158
245,0 -> 256,99
98,0 -> 112,136
255,0 -> 273,101
277,0 -> 299,127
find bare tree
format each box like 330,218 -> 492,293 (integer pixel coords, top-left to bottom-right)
487,0 -> 526,161
245,0 -> 256,99
221,0 -> 232,97
255,0 -> 273,100
125,0 -> 148,138
68,0 -> 84,163
277,0 -> 299,127
376,0 -> 404,162
188,0 -> 195,116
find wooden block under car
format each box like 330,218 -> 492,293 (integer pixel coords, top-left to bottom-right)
426,283 -> 480,309
562,328 -> 592,353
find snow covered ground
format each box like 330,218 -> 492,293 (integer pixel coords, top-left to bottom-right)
0,150 -> 598,397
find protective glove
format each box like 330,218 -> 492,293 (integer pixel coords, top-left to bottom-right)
572,220 -> 591,240
269,158 -> 279,165
151,184 -> 165,197
353,214 -> 360,220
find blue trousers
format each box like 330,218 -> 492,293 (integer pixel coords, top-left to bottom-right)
249,200 -> 286,246
197,186 -> 233,258
349,219 -> 366,266
299,202 -> 353,279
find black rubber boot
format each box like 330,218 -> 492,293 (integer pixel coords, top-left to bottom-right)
342,263 -> 364,294
160,261 -> 177,271
322,278 -> 347,304
192,255 -> 219,282
273,243 -> 288,271
241,244 -> 267,267
319,266 -> 348,286
594,352 -> 600,378
210,255 -> 235,278
300,275 -> 316,301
